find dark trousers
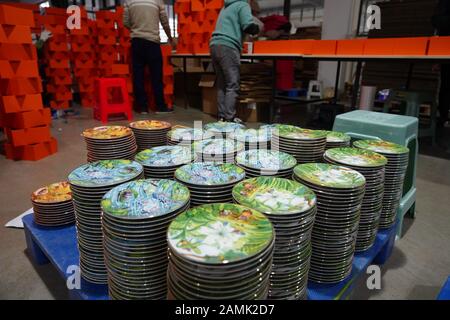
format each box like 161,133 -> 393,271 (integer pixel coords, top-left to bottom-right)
439,64 -> 450,123
131,38 -> 166,112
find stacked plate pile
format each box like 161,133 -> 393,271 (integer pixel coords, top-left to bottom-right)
326,131 -> 351,150
232,177 -> 316,300
324,148 -> 387,251
235,149 -> 297,178
192,138 -> 244,163
82,126 -> 137,162
135,146 -> 196,179
204,121 -> 246,138
293,163 -> 366,283
353,140 -> 409,229
68,160 -> 144,284
31,181 -> 75,227
229,127 -> 272,150
167,127 -> 213,147
101,179 -> 190,300
271,124 -> 327,164
175,162 -> 245,206
129,120 -> 172,151
167,203 -> 274,300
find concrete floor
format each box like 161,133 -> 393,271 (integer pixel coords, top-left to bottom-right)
0,106 -> 449,299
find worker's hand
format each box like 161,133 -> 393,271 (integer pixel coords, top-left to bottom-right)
40,30 -> 53,42
432,64 -> 440,72
170,38 -> 178,50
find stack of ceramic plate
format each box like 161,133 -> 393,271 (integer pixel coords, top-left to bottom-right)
192,138 -> 244,163
135,146 -> 196,179
167,203 -> 274,300
353,140 -> 409,229
82,126 -> 137,162
175,162 -> 245,206
129,120 -> 172,151
232,177 -> 316,300
101,179 -> 190,300
167,127 -> 213,147
235,149 -> 297,178
31,181 -> 75,227
271,124 -> 327,164
326,131 -> 351,150
229,127 -> 272,150
204,121 -> 246,138
293,163 -> 366,283
68,160 -> 144,284
323,148 -> 387,252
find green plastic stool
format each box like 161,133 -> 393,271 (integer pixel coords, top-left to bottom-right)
333,110 -> 418,239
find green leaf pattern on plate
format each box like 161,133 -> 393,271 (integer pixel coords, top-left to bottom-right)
326,131 -> 351,143
168,128 -> 213,142
204,121 -> 246,134
101,179 -> 190,219
353,139 -> 409,155
235,150 -> 297,170
229,128 -> 272,143
293,163 -> 366,189
135,146 -> 195,167
68,160 -> 143,187
273,124 -> 328,140
325,147 -> 387,167
192,138 -> 244,155
168,203 -> 273,264
175,162 -> 245,186
232,177 -> 316,214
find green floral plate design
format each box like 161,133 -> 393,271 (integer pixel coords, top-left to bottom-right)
353,139 -> 409,155
293,163 -> 366,189
326,131 -> 351,143
135,146 -> 195,167
68,160 -> 143,188
325,147 -> 387,167
232,177 -> 316,215
168,128 -> 213,142
101,179 -> 190,219
273,124 -> 327,140
235,150 -> 297,171
192,138 -> 244,155
229,128 -> 271,143
175,162 -> 245,186
168,203 -> 273,264
204,121 -> 246,134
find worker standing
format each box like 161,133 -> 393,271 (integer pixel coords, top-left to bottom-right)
210,0 -> 260,123
123,0 -> 176,114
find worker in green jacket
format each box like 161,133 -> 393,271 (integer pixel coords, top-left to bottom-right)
210,0 -> 260,124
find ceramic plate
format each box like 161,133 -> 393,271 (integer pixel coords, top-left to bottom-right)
326,131 -> 351,143
135,146 -> 195,168
353,139 -> 409,155
175,162 -> 245,186
31,181 -> 72,203
204,121 -> 246,134
192,138 -> 244,155
82,126 -> 132,139
235,149 -> 297,171
273,124 -> 327,140
129,120 -> 171,130
324,147 -> 387,167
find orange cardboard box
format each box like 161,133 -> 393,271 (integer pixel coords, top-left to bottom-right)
3,108 -> 51,129
0,25 -> 32,44
50,100 -> 70,110
336,39 -> 366,55
6,125 -> 51,147
393,37 -> 429,55
363,38 -> 396,55
111,64 -> 129,75
0,78 -> 42,95
427,36 -> 450,55
205,0 -> 223,9
4,137 -> 57,161
0,5 -> 35,27
0,43 -> 37,60
0,60 -> 39,78
0,94 -> 43,113
48,59 -> 70,69
191,0 -> 205,12
48,41 -> 69,52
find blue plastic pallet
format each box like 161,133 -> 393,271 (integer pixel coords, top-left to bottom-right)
22,213 -> 396,300
437,276 -> 450,300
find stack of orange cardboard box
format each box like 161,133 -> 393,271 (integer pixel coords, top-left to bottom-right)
161,44 -> 174,108
96,10 -> 120,78
70,7 -> 97,108
0,5 -> 57,161
42,7 -> 72,110
175,0 -> 222,54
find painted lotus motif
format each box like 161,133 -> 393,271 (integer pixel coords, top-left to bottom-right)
168,203 -> 273,264
204,121 -> 246,134
235,150 -> 297,170
31,181 -> 72,203
293,163 -> 366,189
101,179 -> 189,218
129,120 -> 171,130
168,128 -> 212,141
175,162 -> 245,186
273,124 -> 327,140
230,128 -> 272,143
82,126 -> 131,139
68,160 -> 143,187
326,131 -> 351,143
325,147 -> 387,167
192,138 -> 244,155
135,146 -> 195,167
353,139 -> 409,155
232,177 -> 316,214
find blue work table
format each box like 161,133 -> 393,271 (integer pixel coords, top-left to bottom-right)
23,213 -> 396,300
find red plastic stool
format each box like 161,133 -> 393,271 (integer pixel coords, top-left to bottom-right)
94,78 -> 132,123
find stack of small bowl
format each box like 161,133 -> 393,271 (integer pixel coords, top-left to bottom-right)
229,127 -> 272,150
204,121 -> 246,138
175,162 -> 245,206
293,163 -> 366,283
129,120 -> 172,151
192,138 -> 244,163
325,131 -> 351,150
167,203 -> 274,300
353,139 -> 409,229
235,149 -> 297,178
31,181 -> 75,227
271,124 -> 327,164
68,160 -> 144,284
167,127 -> 213,147
82,126 -> 137,162
233,177 -> 316,300
101,179 -> 190,300
135,145 -> 196,179
324,147 -> 387,251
